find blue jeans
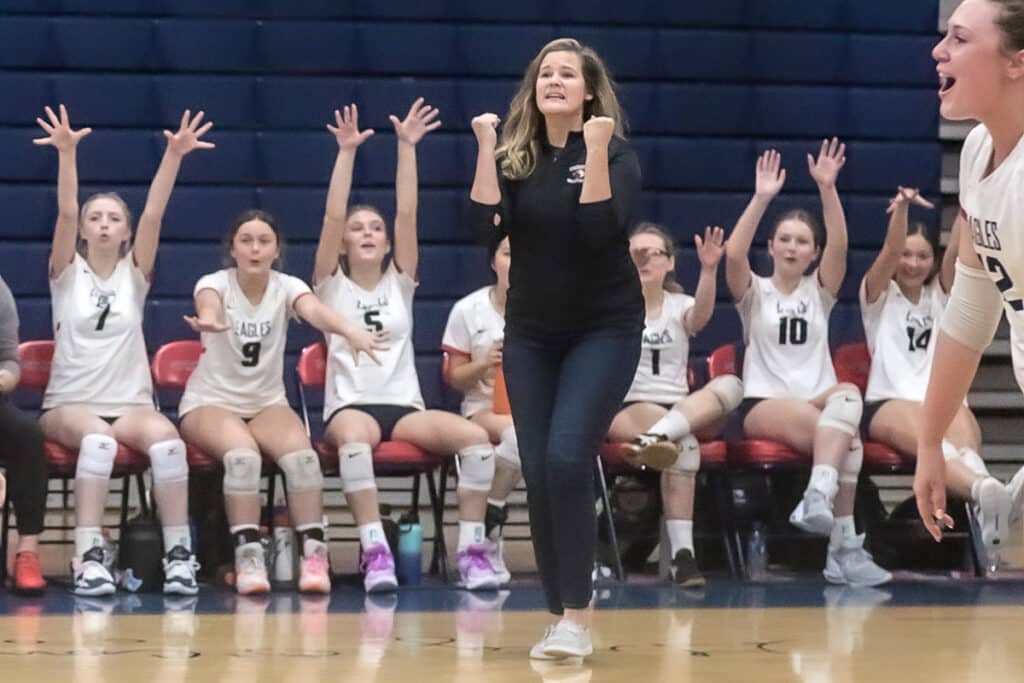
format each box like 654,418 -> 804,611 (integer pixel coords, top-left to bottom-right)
503,331 -> 640,613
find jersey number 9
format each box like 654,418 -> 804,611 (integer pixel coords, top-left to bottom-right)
241,341 -> 262,367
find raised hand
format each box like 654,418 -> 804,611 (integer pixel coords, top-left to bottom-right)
754,149 -> 786,199
471,113 -> 500,148
328,104 -> 375,150
348,329 -> 389,366
390,97 -> 441,146
33,104 -> 92,152
582,115 -> 615,149
164,109 -> 215,158
886,185 -> 935,215
183,315 -> 230,334
807,137 -> 846,188
695,225 -> 726,269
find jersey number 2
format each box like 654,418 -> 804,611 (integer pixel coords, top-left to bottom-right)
241,342 -> 261,367
985,256 -> 1024,312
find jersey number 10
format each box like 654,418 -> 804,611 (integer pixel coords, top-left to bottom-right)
778,316 -> 808,345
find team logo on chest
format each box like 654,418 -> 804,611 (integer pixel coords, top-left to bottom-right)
566,165 -> 586,184
643,328 -> 674,348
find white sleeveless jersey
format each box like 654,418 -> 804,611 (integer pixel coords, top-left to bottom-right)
861,278 -> 947,403
738,273 -> 837,399
179,269 -> 311,419
624,291 -> 695,404
441,286 -> 505,418
959,124 -> 1024,392
315,262 -> 424,419
43,253 -> 153,416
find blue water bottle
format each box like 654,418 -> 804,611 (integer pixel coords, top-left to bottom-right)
396,510 -> 423,586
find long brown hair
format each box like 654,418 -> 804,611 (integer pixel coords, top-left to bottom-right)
631,222 -> 684,293
497,38 -> 626,181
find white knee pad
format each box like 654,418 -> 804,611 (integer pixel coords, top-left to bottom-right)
840,437 -> 863,485
666,434 -> 700,476
495,426 -> 521,470
76,433 -> 118,480
818,389 -> 863,436
338,442 -> 376,494
148,438 -> 188,484
458,444 -> 496,492
278,449 -> 324,493
705,374 -> 744,414
222,448 -> 261,496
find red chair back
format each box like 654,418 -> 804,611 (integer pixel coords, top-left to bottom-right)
151,340 -> 202,389
707,344 -> 738,379
17,340 -> 54,389
298,341 -> 328,388
833,342 -> 870,394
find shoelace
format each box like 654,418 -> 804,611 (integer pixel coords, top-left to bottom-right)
361,546 -> 392,573
239,550 -> 264,573
461,547 -> 494,573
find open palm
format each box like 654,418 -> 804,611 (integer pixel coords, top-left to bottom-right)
33,104 -> 91,152
807,137 -> 846,188
390,97 -> 441,145
328,104 -> 375,150
164,109 -> 215,157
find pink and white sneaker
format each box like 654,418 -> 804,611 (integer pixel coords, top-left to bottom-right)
298,540 -> 331,594
361,543 -> 398,593
457,543 -> 501,591
235,542 -> 271,596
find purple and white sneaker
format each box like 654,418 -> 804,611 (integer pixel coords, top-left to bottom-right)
361,543 -> 398,593
457,544 -> 501,591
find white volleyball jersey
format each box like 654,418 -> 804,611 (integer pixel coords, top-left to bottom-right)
737,273 -> 837,399
959,124 -> 1024,392
624,291 -> 695,404
315,262 -> 424,419
441,286 -> 506,418
43,253 -> 153,415
861,278 -> 947,403
179,269 -> 311,419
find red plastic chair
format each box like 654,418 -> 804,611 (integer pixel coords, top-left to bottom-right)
150,340 -> 222,471
296,341 -> 449,579
707,344 -> 804,468
832,342 -> 909,474
0,341 -> 149,581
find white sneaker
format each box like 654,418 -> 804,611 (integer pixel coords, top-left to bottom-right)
529,624 -> 559,660
622,433 -> 678,470
1005,467 -> 1024,525
973,476 -> 1012,567
789,489 -> 834,536
73,547 -> 116,596
543,619 -> 593,659
486,538 -> 512,587
235,542 -> 271,595
163,545 -> 200,595
823,534 -> 892,587
457,544 -> 501,591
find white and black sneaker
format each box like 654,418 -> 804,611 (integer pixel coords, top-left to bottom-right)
163,545 -> 201,595
72,546 -> 116,596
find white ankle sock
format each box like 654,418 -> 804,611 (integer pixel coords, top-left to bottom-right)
359,521 -> 387,549
665,519 -> 693,555
829,515 -> 856,548
648,410 -> 692,442
75,527 -> 104,559
458,521 -> 485,551
163,525 -> 192,553
808,465 -> 839,499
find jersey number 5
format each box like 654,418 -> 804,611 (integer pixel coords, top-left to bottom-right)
778,317 -> 808,345
364,310 -> 383,332
241,341 -> 261,367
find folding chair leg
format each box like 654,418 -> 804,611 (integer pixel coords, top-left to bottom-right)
265,474 -> 278,533
136,474 -> 149,516
594,454 -> 625,581
711,470 -> 740,578
0,495 -> 11,583
119,475 -> 132,537
426,465 -> 449,583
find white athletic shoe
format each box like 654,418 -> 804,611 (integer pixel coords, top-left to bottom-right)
72,547 -> 116,596
973,476 -> 1012,567
542,619 -> 593,659
823,534 -> 892,587
789,489 -> 834,536
1005,466 -> 1024,525
486,538 -> 512,587
163,545 -> 200,595
235,542 -> 271,595
530,624 -> 559,660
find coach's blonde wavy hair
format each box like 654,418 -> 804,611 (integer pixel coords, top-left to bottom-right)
497,38 -> 626,181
